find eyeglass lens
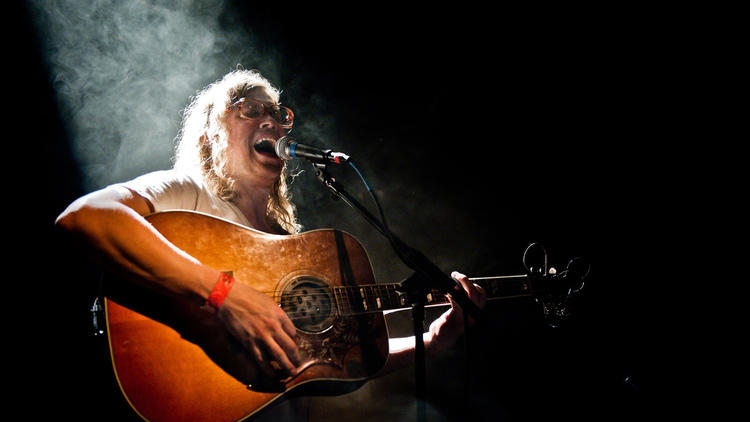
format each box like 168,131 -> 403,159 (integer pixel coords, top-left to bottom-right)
241,99 -> 292,126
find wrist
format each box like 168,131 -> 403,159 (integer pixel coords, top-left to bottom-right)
423,330 -> 441,357
201,271 -> 236,312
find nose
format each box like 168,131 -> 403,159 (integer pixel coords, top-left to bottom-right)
258,112 -> 278,130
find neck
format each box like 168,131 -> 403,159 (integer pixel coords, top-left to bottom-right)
232,178 -> 274,232
330,275 -> 531,316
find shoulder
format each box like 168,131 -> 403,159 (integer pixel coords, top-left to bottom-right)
127,169 -> 199,187
120,169 -> 204,194
113,169 -> 204,213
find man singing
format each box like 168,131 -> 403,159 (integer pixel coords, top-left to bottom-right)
56,69 -> 485,421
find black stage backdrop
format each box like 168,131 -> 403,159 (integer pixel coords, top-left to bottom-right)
15,2 -> 692,421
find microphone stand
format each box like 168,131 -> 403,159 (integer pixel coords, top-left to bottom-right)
312,163 -> 484,422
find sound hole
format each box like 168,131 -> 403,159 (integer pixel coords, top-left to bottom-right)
280,276 -> 334,333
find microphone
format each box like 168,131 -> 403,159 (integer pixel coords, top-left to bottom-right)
275,136 -> 350,165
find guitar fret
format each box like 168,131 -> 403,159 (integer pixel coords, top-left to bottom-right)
382,284 -> 404,310
336,286 -> 353,315
392,285 -> 402,308
360,287 -> 368,312
390,285 -> 401,308
335,287 -> 344,314
348,286 -> 359,313
382,285 -> 391,308
347,287 -> 354,314
333,287 -> 342,314
367,285 -> 379,311
338,281 -> 515,316
383,285 -> 392,308
359,287 -> 368,311
373,285 -> 381,309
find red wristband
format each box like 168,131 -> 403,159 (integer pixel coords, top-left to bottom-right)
205,271 -> 235,311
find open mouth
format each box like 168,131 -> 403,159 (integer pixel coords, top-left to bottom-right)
253,139 -> 278,158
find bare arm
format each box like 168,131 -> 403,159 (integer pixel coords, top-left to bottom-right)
378,272 -> 487,376
55,186 -> 300,377
56,186 -> 217,301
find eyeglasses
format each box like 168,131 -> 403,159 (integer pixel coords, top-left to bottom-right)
231,97 -> 294,129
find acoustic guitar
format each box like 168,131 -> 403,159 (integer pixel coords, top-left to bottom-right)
104,210 -> 561,422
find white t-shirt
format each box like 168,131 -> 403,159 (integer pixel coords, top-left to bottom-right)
115,169 -> 310,421
116,169 -> 253,227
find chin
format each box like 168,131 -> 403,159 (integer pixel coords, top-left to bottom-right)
254,156 -> 284,180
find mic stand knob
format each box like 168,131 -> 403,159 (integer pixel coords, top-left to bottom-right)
313,163 -> 341,202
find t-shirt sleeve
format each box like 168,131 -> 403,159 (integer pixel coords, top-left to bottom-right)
114,170 -> 200,213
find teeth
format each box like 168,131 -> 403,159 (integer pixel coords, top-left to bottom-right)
253,138 -> 277,156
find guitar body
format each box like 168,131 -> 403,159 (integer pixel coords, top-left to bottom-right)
105,211 -> 389,422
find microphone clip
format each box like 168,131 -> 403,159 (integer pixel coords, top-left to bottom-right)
328,151 -> 350,165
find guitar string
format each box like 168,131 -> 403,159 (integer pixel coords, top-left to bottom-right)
279,298 -> 452,319
246,277 -> 529,320
266,283 -> 528,300
273,289 -> 532,320
280,294 -> 539,320
280,293 -> 541,320
198,275 -> 529,321
268,277 -> 527,295
285,292 -> 531,319
273,288 -> 529,320
265,282 -> 529,307
270,291 -> 456,307
258,277 -> 526,298
276,285 -> 442,317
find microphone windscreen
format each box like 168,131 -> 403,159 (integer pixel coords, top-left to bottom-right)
275,136 -> 295,160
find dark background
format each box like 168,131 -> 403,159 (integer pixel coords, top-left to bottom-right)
15,2 -> 691,421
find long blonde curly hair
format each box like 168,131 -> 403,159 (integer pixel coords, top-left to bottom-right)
173,69 -> 300,234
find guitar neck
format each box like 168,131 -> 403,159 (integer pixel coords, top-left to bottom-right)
333,275 -> 531,315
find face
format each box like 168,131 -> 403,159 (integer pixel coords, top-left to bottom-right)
224,87 -> 287,187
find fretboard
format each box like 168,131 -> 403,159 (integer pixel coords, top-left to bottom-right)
333,275 -> 531,316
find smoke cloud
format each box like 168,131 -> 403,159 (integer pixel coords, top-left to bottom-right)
27,0 -> 280,191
